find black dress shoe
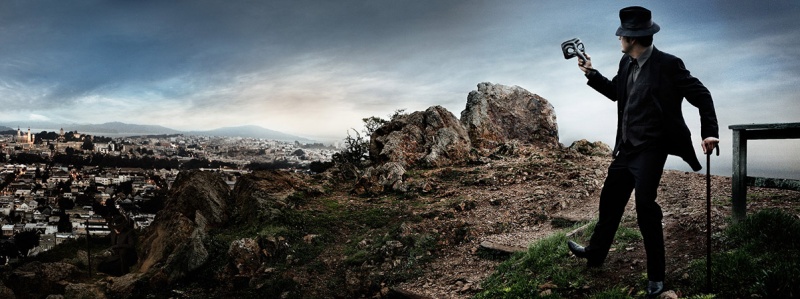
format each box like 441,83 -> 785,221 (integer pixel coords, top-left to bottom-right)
646,281 -> 664,298
567,240 -> 588,258
567,240 -> 602,267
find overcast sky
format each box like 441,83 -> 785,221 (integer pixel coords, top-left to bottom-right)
1,1 -> 798,178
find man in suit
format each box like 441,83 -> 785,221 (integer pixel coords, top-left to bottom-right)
567,6 -> 719,297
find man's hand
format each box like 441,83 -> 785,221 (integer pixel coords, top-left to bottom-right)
701,137 -> 719,154
578,53 -> 593,74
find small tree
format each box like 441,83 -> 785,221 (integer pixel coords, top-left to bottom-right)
333,109 -> 407,181
0,240 -> 18,261
332,129 -> 369,181
57,213 -> 73,233
14,230 -> 40,257
81,138 -> 94,151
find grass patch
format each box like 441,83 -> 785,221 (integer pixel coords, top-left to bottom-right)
613,226 -> 642,249
474,232 -> 586,298
475,220 -> 646,298
685,209 -> 800,298
587,286 -> 633,299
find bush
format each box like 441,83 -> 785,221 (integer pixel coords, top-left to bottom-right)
686,209 -> 800,298
332,129 -> 369,180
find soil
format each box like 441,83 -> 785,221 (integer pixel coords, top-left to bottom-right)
373,145 -> 800,298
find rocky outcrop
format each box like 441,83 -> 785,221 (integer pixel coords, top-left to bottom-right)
460,82 -> 559,151
0,282 -> 14,299
568,139 -> 612,157
165,170 -> 232,225
136,170 -> 231,285
231,170 -> 317,222
369,105 -> 473,168
5,262 -> 79,299
353,162 -> 407,195
64,283 -> 107,299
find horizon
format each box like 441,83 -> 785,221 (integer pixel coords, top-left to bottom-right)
0,1 -> 798,179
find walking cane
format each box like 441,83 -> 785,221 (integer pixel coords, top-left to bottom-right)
706,144 -> 719,293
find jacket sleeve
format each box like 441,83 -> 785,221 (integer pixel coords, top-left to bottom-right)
586,69 -> 619,102
670,58 -> 719,139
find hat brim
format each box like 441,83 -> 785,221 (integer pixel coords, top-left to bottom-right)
616,22 -> 660,37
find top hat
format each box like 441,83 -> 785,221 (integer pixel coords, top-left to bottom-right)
615,6 -> 660,37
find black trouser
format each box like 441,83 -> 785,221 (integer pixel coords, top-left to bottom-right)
586,142 -> 668,281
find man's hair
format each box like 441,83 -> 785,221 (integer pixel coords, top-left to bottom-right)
630,35 -> 654,47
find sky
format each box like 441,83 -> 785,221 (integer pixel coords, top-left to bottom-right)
0,0 -> 798,178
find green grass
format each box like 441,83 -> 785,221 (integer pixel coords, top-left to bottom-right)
685,209 -> 800,298
613,226 -> 642,249
474,232 -> 583,299
477,210 -> 800,298
474,221 -> 643,299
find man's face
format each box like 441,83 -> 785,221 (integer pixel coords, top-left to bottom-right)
619,36 -> 634,54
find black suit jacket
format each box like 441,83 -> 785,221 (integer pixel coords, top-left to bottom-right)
586,46 -> 718,171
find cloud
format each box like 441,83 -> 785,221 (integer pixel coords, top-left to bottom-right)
0,1 -> 798,176
28,114 -> 50,121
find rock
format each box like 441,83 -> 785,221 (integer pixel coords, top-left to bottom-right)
105,273 -> 145,299
370,105 -> 473,168
136,170 -> 231,286
353,162 -> 406,195
166,170 -> 232,225
659,290 -> 679,299
64,283 -> 107,299
231,170 -> 313,221
6,262 -> 79,298
302,234 -> 320,244
568,139 -> 612,156
228,238 -> 262,277
461,82 -> 559,152
0,282 -> 15,299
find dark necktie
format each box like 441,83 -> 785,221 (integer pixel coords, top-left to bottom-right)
626,58 -> 639,96
622,58 -> 638,143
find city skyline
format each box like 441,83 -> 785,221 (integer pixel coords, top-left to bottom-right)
1,1 -> 798,178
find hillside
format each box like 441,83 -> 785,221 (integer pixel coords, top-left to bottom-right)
0,82 -> 796,298
2,144 -> 797,298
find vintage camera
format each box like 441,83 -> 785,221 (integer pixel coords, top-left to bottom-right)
561,38 -> 588,62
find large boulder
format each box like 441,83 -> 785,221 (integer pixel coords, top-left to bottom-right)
5,262 -> 79,298
136,170 -> 231,285
231,170 -> 316,222
460,82 -> 559,151
369,105 -> 473,168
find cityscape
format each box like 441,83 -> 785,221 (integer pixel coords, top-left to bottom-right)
0,127 -> 338,261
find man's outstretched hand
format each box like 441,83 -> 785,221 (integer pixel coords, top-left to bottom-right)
578,53 -> 593,74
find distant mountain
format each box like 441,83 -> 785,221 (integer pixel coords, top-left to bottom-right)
0,126 -> 12,132
0,121 -> 314,142
0,121 -> 178,135
71,122 -> 181,134
186,125 -> 316,143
